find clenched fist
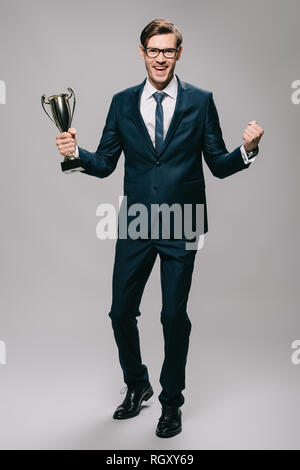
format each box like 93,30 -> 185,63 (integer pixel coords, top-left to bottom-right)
56,127 -> 77,157
242,121 -> 264,152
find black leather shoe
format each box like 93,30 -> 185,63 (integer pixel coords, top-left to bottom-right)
155,404 -> 182,438
113,383 -> 154,419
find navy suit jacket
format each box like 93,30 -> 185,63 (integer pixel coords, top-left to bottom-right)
78,74 -> 252,237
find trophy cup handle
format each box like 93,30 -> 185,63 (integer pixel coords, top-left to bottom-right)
41,94 -> 56,125
67,88 -> 76,124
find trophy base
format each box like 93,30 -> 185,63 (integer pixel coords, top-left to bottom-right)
61,158 -> 85,174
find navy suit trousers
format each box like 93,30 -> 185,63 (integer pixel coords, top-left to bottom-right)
108,236 -> 197,407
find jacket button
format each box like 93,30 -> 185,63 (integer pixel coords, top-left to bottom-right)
156,161 -> 160,166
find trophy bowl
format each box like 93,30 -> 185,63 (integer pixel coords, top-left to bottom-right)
41,87 -> 84,173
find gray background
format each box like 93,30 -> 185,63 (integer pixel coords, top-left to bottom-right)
0,0 -> 299,450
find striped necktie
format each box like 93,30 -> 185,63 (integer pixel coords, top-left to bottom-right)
153,91 -> 167,153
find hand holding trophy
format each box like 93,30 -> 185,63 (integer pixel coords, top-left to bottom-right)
41,87 -> 84,174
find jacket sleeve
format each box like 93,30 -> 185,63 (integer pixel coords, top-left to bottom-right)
202,92 -> 251,179
78,94 -> 123,178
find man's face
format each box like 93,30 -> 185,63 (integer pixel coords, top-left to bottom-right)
139,33 -> 182,90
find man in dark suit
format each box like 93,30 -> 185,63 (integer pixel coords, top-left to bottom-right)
56,18 -> 264,438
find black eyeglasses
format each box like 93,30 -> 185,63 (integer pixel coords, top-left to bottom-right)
143,47 -> 179,59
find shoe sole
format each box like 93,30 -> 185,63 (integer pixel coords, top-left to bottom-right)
155,426 -> 182,438
113,388 -> 154,420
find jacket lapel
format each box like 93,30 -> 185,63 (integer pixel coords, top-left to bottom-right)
130,74 -> 190,160
157,75 -> 190,158
131,78 -> 156,157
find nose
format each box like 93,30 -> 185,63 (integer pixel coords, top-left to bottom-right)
155,53 -> 166,64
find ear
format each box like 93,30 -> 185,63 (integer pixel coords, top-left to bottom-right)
176,46 -> 183,61
139,44 -> 145,59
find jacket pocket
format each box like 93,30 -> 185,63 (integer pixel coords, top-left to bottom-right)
183,178 -> 205,187
177,121 -> 200,131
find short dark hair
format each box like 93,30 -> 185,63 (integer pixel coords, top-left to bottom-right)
140,18 -> 183,48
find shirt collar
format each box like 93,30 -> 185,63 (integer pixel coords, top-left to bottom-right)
143,74 -> 178,100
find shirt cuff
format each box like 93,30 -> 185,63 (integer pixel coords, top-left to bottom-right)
240,145 -> 258,164
75,145 -> 79,158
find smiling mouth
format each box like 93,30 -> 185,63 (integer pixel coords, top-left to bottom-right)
153,66 -> 168,73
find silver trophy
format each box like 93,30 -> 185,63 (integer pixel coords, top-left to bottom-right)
41,87 -> 84,173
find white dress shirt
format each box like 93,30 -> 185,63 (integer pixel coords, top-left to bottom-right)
76,74 -> 256,164
140,74 -> 178,143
